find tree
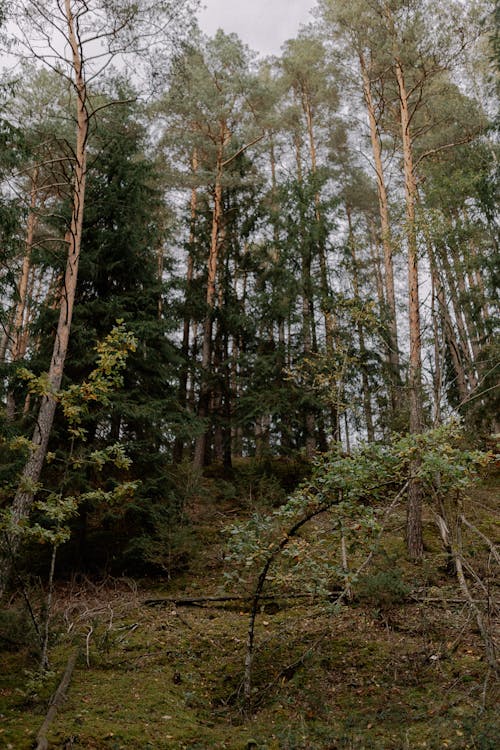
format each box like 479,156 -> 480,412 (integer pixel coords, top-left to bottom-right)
0,0 -> 199,598
318,0 -> 403,417
158,31 -> 269,468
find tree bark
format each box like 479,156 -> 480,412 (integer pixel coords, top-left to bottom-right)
394,56 -> 423,560
193,142 -> 224,469
359,51 -> 400,411
346,203 -> 375,441
174,150 -> 198,463
294,128 -> 316,457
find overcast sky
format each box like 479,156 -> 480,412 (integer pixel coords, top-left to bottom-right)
197,0 -> 316,57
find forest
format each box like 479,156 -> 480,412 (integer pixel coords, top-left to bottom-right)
0,0 -> 498,748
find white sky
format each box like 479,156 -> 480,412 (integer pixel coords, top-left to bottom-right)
197,0 -> 316,57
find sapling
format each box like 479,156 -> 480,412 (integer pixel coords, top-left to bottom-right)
0,322 -> 137,672
225,419 -> 491,711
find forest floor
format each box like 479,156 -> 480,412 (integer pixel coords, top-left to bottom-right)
1,469 -> 499,749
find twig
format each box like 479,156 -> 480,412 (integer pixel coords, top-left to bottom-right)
460,515 -> 500,566
41,545 -> 58,671
85,625 -> 93,668
410,596 -> 497,605
453,521 -> 499,676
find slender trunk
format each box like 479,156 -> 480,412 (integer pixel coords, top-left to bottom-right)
369,222 -> 386,314
394,57 -> 423,560
346,204 -> 375,441
188,319 -> 198,415
212,317 -> 224,463
449,230 -> 482,364
460,209 -> 490,332
0,310 -> 13,362
302,89 -> 333,353
174,151 -> 198,463
222,319 -> 232,469
431,270 -> 442,425
436,274 -> 469,404
269,136 -> 291,454
359,52 -> 400,409
0,1 -> 88,598
463,246 -> 487,341
193,144 -> 224,469
294,130 -> 316,457
11,167 -> 38,361
231,336 -> 243,457
438,248 -> 478,391
424,219 -> 470,406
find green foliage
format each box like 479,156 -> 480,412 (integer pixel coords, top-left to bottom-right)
60,321 -> 137,439
19,667 -> 56,705
1,323 -> 137,554
225,420 -> 491,596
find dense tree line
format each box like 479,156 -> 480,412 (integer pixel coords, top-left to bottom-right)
0,0 -> 498,585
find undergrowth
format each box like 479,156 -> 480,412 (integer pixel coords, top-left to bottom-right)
0,463 -> 498,749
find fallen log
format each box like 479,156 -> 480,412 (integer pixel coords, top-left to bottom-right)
143,592 -> 336,608
35,649 -> 79,750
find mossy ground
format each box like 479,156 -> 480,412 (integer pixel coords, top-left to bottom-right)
1,473 -> 498,749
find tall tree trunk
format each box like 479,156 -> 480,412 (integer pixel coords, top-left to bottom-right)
430,270 -> 443,425
0,308 -> 14,363
394,57 -> 423,560
295,133 -> 316,458
212,316 -> 224,463
0,0 -> 88,598
346,203 -> 375,442
193,145 -> 224,469
302,89 -> 334,354
448,227 -> 482,365
359,51 -> 400,412
174,150 -> 198,463
438,247 -> 478,392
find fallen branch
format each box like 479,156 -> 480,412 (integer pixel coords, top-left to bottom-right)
453,519 -> 499,676
409,596 -> 498,605
35,649 -> 79,750
143,592 -> 327,608
460,515 -> 500,566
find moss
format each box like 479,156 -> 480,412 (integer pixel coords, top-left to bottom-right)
1,477 -> 498,749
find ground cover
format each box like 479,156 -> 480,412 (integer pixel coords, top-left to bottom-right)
0,473 -> 498,749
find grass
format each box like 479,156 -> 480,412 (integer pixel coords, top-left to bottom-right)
1,473 -> 499,749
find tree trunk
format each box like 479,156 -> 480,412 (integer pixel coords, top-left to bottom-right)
0,0 -> 88,598
193,145 -> 223,469
438,247 -> 478,392
346,203 -> 375,441
294,129 -> 316,457
174,150 -> 198,463
303,89 -> 334,355
359,51 -> 400,412
394,58 -> 423,560
424,219 -> 470,406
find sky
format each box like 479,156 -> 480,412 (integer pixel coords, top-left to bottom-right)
197,0 -> 316,57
